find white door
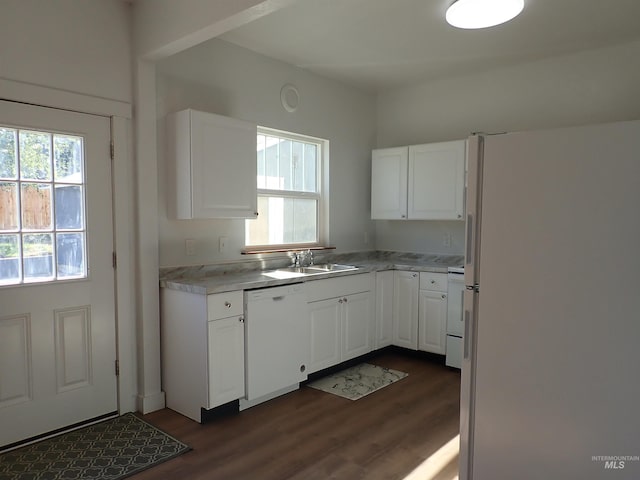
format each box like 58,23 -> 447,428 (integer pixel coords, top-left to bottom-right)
0,100 -> 116,448
374,271 -> 394,348
392,271 -> 419,349
308,298 -> 341,374
418,290 -> 447,354
341,291 -> 373,361
207,316 -> 245,409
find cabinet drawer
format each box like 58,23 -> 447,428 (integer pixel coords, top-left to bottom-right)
419,272 -> 447,292
207,290 -> 243,320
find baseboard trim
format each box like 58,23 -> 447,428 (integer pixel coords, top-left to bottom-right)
137,391 -> 166,414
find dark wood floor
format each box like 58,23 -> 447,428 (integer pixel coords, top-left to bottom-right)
132,350 -> 461,480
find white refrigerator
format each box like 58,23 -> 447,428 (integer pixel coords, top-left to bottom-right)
460,121 -> 640,480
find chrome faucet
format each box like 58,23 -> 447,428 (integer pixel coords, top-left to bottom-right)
290,249 -> 314,267
298,249 -> 314,267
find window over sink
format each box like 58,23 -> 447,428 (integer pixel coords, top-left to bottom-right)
244,127 -> 327,251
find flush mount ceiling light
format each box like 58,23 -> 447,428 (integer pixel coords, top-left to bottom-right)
446,0 -> 524,29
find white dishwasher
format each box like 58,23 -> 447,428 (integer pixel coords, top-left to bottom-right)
242,283 -> 308,409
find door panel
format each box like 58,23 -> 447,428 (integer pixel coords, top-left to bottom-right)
308,298 -> 341,374
0,100 -> 116,448
342,291 -> 373,361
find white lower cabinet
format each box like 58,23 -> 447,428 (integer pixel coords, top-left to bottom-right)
207,315 -> 245,409
392,271 -> 419,349
342,291 -> 374,361
308,298 -> 342,373
375,271 -> 394,348
307,273 -> 374,374
161,288 -> 245,423
418,273 -> 448,354
392,270 -> 448,355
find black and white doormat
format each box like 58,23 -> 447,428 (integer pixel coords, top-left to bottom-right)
0,413 -> 190,480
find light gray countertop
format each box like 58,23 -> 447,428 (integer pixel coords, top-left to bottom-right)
160,251 -> 464,295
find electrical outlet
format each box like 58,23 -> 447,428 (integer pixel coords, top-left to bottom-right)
443,232 -> 452,248
185,238 -> 196,256
219,236 -> 228,252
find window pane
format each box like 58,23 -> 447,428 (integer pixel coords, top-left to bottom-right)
264,136 -> 280,189
21,183 -> 52,230
292,141 -> 304,191
283,197 -> 317,243
55,185 -> 83,230
257,135 -> 266,189
304,143 -> 317,192
279,139 -> 292,190
0,128 -> 17,179
57,232 -> 85,278
19,130 -> 52,181
54,135 -> 83,183
23,233 -> 53,281
0,182 -> 19,231
0,234 -> 20,284
246,196 -> 317,246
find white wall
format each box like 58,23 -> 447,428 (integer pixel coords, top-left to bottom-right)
375,39 -> 640,254
156,39 -> 377,267
1,0 -> 132,104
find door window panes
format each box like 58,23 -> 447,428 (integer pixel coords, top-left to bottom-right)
0,128 -> 17,178
20,130 -> 52,181
0,182 -> 18,230
0,126 -> 87,285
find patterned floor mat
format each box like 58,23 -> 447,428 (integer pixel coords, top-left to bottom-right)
0,413 -> 190,480
308,363 -> 408,400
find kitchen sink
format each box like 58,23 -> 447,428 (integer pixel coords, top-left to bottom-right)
263,263 -> 358,279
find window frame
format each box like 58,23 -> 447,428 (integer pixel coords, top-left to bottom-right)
244,126 -> 327,253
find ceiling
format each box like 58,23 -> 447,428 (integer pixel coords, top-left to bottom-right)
218,0 -> 640,92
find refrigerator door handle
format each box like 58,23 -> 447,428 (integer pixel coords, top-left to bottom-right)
464,309 -> 471,359
465,214 -> 474,267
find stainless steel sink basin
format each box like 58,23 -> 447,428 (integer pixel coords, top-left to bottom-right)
263,263 -> 358,279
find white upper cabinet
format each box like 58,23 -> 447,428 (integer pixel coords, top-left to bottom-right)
371,140 -> 466,220
166,109 -> 258,219
408,141 -> 466,220
371,147 -> 408,219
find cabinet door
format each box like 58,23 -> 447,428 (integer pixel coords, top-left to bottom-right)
168,109 -> 258,219
342,291 -> 374,362
191,110 -> 257,218
392,271 -> 419,349
371,147 -> 408,219
375,271 -> 394,348
207,315 -> 246,409
308,298 -> 341,374
408,140 -> 465,220
418,290 -> 447,354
